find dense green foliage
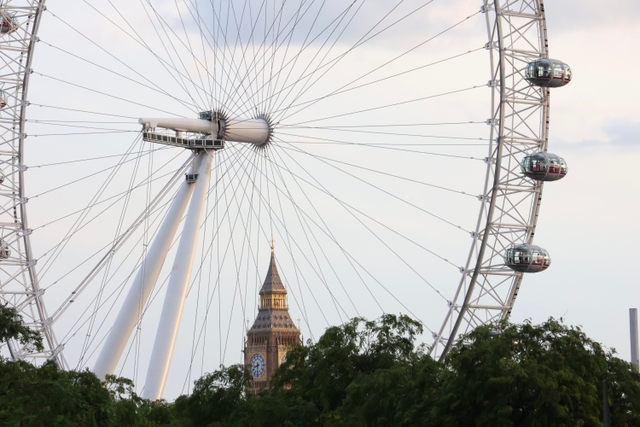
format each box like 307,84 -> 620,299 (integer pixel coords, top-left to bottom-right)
1,304 -> 639,426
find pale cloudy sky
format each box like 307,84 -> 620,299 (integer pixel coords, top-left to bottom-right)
11,0 -> 640,399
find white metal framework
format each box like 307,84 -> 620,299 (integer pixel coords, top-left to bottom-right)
0,0 -> 563,398
432,0 -> 553,356
0,0 -> 57,362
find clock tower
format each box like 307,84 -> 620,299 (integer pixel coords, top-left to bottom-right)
244,245 -> 301,391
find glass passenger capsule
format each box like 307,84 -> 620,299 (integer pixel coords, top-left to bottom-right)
0,240 -> 10,259
0,12 -> 18,34
504,244 -> 551,273
520,152 -> 568,181
525,58 -> 572,88
0,90 -> 7,109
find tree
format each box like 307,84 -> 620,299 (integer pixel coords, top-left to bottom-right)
171,364 -> 251,427
435,318 -> 640,427
604,353 -> 640,426
268,314 -> 435,427
0,360 -> 113,426
0,303 -> 43,355
0,304 -> 161,427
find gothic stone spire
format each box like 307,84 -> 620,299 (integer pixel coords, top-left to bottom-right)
245,247 -> 301,391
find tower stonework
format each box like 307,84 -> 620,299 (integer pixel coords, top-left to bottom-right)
244,248 -> 300,391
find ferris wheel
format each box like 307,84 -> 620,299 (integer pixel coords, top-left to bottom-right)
0,0 -> 572,399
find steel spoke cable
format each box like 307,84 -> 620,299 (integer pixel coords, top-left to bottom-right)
219,149 -> 260,364
37,152 -> 188,291
268,0 -> 365,119
230,0 -> 349,118
173,0 -> 211,111
104,0 -> 205,109
279,47 -> 485,119
232,147 -> 339,325
187,0 -> 214,109
282,84 -> 484,127
252,0 -> 291,113
265,0 -> 288,112
224,145 -> 330,329
80,0 -> 209,110
252,145 -> 435,327
181,145 -> 258,384
267,0 -> 368,117
277,12 -> 482,122
28,119 -> 136,124
268,145 -> 444,330
267,144 -> 384,316
267,0 -> 430,119
276,141 -> 466,301
276,142 -> 478,199
183,144 -> 258,387
249,144 -> 318,329
220,0 -> 264,115
68,145 -> 246,361
139,0 -> 210,109
59,192 -> 176,348
275,130 -> 486,160
280,126 -> 488,143
265,143 -> 360,318
30,146 -> 172,169
183,0 -> 259,114
267,138 -> 463,272
232,0 -> 294,114
180,146 -> 266,372
235,0 -> 321,112
185,0 -> 259,115
30,103 -> 138,119
29,130 -> 138,136
39,39 -> 201,112
175,0 -> 262,115
33,72 -> 188,118
284,44 -> 485,120
30,137 -> 170,200
27,121 -> 138,132
36,134 -> 144,280
32,153 -> 186,234
42,153 -> 193,304
45,9 -> 200,115
79,128 -> 149,365
264,0 -> 312,114
214,146 -> 261,364
261,145 -> 353,324
284,121 -> 486,128
247,147 -> 370,322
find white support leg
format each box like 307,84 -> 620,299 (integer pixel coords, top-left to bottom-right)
93,155 -> 202,380
142,150 -> 213,400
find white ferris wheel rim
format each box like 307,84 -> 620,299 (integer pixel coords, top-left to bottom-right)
1,0 -> 556,394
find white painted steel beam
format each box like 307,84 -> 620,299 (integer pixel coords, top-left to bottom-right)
138,117 -> 269,146
92,155 -> 202,380
138,118 -> 216,134
142,150 -> 213,400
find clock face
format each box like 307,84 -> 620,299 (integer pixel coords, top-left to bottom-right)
250,353 -> 266,378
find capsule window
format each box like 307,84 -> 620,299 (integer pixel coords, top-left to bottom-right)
526,63 -> 535,79
552,63 -> 564,78
565,66 -> 572,81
